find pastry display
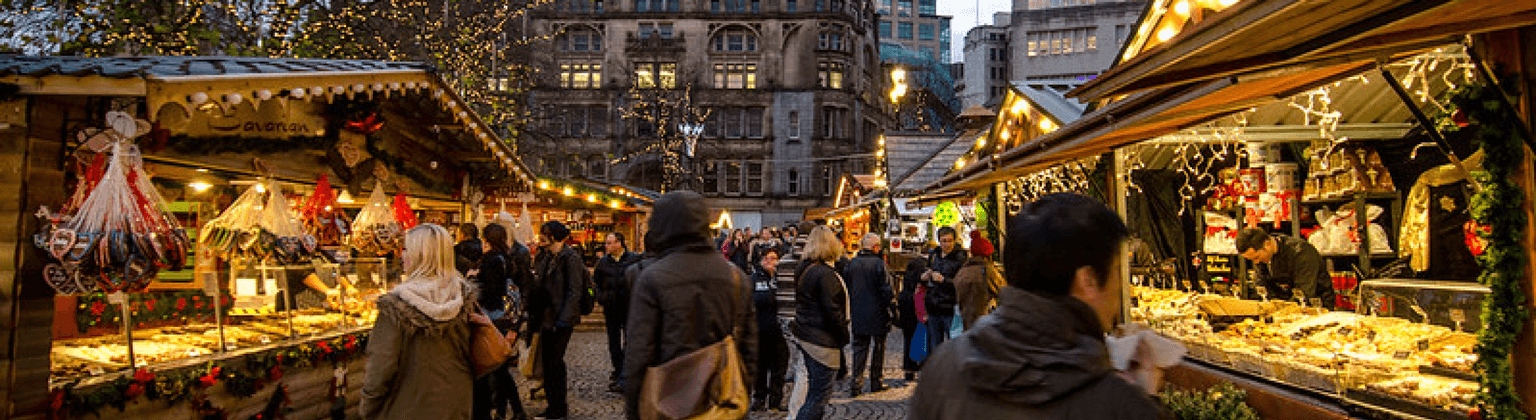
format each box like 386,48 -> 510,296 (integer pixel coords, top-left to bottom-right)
1132,286 -> 1480,409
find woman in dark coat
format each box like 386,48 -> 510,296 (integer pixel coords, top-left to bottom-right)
473,224 -> 529,420
898,256 -> 927,379
788,226 -> 850,420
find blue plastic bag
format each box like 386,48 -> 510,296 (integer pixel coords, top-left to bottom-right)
910,322 -> 929,362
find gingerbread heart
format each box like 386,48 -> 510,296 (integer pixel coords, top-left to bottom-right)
44,263 -> 78,295
48,229 -> 78,261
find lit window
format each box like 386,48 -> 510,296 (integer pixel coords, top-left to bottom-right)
817,61 -> 845,89
713,63 -> 758,89
559,63 -> 603,89
633,62 -> 677,89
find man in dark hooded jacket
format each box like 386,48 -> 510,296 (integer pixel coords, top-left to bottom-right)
910,193 -> 1163,420
623,191 -> 758,420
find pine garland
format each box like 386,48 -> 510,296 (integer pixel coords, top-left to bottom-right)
1440,77 -> 1530,420
1161,383 -> 1260,420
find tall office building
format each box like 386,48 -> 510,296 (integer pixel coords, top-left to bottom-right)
523,0 -> 890,227
1009,0 -> 1145,81
874,0 -> 951,64
959,12 -> 1012,108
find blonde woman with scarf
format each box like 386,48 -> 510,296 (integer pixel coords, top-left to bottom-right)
362,224 -> 478,420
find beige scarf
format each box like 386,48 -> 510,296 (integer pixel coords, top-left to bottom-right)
393,274 -> 468,322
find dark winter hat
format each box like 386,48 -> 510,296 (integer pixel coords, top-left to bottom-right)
969,230 -> 994,257
541,221 -> 571,242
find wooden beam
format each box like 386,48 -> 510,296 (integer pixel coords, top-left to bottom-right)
1,75 -> 147,96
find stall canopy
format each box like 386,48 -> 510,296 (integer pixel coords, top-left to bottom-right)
0,56 -> 537,204
921,0 -> 1535,197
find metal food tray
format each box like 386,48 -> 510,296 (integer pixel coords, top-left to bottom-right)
1344,388 -> 1468,420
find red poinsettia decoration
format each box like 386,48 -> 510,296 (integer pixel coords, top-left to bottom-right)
344,113 -> 385,135
90,301 -> 106,316
344,335 -> 358,352
176,298 -> 187,311
133,368 -> 155,383
1464,220 -> 1492,257
124,382 -> 145,399
199,366 -> 222,387
318,341 -> 333,354
1452,109 -> 1470,128
144,299 -> 155,312
269,365 -> 284,382
1469,406 -> 1483,420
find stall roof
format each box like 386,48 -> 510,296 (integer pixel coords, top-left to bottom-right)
885,132 -> 956,193
920,44 -> 1455,197
1012,80 -> 1088,122
1071,0 -> 1536,101
0,55 -> 430,79
0,55 -> 536,192
892,128 -> 985,194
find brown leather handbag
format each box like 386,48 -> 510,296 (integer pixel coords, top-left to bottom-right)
469,303 -> 513,378
638,335 -> 749,420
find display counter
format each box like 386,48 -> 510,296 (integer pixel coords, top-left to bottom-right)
1134,281 -> 1483,420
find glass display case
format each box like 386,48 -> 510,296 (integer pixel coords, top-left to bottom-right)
48,251 -> 393,387
1133,279 -> 1485,419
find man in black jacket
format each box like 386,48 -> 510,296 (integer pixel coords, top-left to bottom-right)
594,232 -> 641,393
1237,228 -> 1334,308
623,191 -> 757,420
910,193 -> 1162,420
924,226 -> 965,351
842,233 -> 896,396
532,221 -> 585,420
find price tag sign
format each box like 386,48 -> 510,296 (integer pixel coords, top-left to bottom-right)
107,291 -> 126,305
202,272 -> 221,297
1450,309 -> 1466,323
1393,351 -> 1411,360
259,336 -> 271,344
88,366 -> 106,376
1310,298 -> 1322,308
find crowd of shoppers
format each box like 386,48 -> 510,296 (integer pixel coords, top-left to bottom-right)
364,191 -> 1167,420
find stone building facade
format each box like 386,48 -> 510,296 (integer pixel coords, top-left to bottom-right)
523,0 -> 890,227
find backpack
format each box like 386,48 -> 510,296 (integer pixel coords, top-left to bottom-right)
573,250 -> 598,316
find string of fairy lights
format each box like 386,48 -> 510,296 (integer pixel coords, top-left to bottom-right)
996,46 -> 1471,217
612,84 -> 713,193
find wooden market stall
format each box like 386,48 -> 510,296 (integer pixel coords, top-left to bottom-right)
918,0 -> 1536,418
0,56 -> 536,420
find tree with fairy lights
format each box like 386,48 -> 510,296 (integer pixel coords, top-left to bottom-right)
2,0 -> 548,152
1,0 -> 305,56
614,83 -> 712,193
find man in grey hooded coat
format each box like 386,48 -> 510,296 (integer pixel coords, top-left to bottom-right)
623,191 -> 758,420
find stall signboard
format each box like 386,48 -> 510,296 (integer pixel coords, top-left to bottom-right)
933,202 -> 960,228
595,212 -> 612,224
164,100 -> 327,139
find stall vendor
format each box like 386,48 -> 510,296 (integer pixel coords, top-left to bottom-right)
1236,228 -> 1334,309
277,264 -> 354,311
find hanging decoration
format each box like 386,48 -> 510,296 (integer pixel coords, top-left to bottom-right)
199,181 -> 318,265
35,125 -> 191,295
349,187 -> 404,255
300,174 -> 352,246
391,192 -> 419,229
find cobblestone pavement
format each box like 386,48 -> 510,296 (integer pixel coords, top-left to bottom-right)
507,330 -> 914,420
